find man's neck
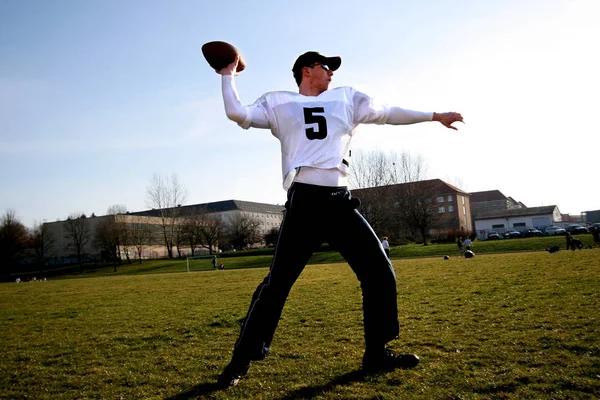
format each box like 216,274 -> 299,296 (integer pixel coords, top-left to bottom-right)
299,83 -> 327,96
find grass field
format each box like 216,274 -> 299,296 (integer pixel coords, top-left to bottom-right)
1,249 -> 599,399
13,234 -> 592,280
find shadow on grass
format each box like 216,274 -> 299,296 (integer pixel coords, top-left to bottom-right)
164,370 -> 366,400
274,370 -> 366,400
163,381 -> 222,399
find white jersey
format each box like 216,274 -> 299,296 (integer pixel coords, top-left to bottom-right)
240,87 -> 390,186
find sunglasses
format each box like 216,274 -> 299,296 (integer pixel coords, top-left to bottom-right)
309,63 -> 330,71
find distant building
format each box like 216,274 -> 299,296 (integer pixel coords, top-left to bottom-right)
351,178 -> 472,239
44,200 -> 285,261
469,190 -> 525,216
131,199 -> 285,239
474,205 -> 562,238
583,210 -> 600,224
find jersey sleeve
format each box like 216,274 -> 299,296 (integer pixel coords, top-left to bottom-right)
352,89 -> 390,125
221,75 -> 270,130
352,88 -> 433,126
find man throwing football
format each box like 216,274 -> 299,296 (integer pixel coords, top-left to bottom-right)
215,50 -> 463,388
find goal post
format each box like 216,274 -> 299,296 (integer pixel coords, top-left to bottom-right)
186,254 -> 220,272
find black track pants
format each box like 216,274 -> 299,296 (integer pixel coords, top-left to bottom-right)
232,183 -> 400,360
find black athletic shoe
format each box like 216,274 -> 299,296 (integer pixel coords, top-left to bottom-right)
216,358 -> 250,389
362,348 -> 420,373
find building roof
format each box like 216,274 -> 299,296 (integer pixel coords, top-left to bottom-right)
352,178 -> 469,196
130,199 -> 284,217
475,205 -> 558,220
469,190 -> 507,203
197,200 -> 285,214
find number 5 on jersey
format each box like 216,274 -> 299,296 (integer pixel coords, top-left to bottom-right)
304,107 -> 328,140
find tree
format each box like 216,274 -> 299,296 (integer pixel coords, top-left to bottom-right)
127,216 -> 154,264
349,150 -> 441,243
391,181 -> 441,245
30,221 -> 54,271
94,218 -> 121,271
198,213 -> 225,255
0,210 -> 29,273
63,213 -> 91,273
180,216 -> 202,257
173,219 -> 185,258
146,174 -> 187,258
226,213 -> 262,250
181,209 -> 227,255
264,227 -> 280,247
349,150 -> 400,189
105,205 -> 130,264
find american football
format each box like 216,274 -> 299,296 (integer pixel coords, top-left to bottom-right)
201,41 -> 246,73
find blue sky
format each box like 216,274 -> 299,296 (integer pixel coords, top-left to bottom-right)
1,0 -> 598,227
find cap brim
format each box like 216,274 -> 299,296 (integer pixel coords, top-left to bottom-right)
324,56 -> 341,71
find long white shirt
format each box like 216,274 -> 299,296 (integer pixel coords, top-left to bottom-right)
221,75 -> 433,189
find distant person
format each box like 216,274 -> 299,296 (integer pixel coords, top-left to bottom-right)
464,237 -> 472,251
214,49 -> 463,388
457,237 -> 464,255
212,256 -> 218,269
566,233 -> 573,251
571,238 -> 583,251
381,237 -> 390,258
592,227 -> 600,248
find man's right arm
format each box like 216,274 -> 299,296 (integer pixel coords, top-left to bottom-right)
218,59 -> 269,129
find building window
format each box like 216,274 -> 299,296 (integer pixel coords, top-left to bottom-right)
462,196 -> 465,205
492,224 -> 505,228
447,195 -> 453,202
438,207 -> 446,213
513,222 -> 526,227
437,196 -> 445,203
463,206 -> 466,215
448,205 -> 454,212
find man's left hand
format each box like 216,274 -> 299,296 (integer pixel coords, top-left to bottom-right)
433,112 -> 464,130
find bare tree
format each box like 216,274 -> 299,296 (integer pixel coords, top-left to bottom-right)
444,175 -> 467,192
0,210 -> 29,272
63,213 -> 91,273
145,173 -> 188,258
180,210 -> 227,255
30,221 -> 54,271
95,218 -> 120,271
106,205 -> 130,263
226,213 -> 262,251
349,150 -> 428,190
107,204 -> 127,215
391,181 -> 441,245
391,152 -> 428,184
349,151 -> 397,189
127,216 -> 154,264
264,227 -> 280,247
350,150 -> 441,243
173,219 -> 186,258
198,212 -> 226,255
180,217 -> 202,256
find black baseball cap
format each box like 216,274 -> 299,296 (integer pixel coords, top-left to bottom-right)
292,51 -> 342,85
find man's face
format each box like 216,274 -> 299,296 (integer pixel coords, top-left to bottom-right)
304,62 -> 333,92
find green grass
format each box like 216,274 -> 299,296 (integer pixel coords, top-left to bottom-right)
14,234 -> 592,280
1,249 -> 599,399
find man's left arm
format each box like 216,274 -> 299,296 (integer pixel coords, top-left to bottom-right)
386,108 -> 463,129
352,89 -> 464,129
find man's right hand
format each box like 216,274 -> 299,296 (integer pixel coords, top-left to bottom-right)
217,55 -> 240,76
